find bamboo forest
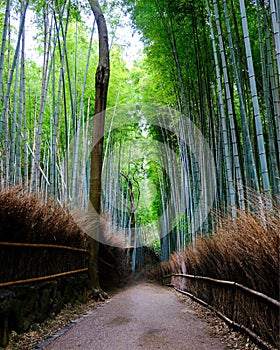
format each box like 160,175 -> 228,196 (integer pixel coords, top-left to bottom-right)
0,0 -> 279,349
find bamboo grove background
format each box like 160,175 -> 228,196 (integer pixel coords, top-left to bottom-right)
0,0 -> 279,261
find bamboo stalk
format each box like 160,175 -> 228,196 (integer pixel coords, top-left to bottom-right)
213,0 -> 245,210
206,0 -> 236,214
239,0 -> 271,197
0,0 -> 29,139
223,0 -> 260,196
0,0 -> 10,101
31,3 -> 53,192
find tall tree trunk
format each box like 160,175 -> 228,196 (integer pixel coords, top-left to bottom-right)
88,0 -> 110,298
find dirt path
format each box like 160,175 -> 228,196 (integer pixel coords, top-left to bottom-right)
44,282 -> 226,350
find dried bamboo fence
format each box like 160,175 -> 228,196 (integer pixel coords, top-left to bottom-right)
163,273 -> 279,350
0,242 -> 88,287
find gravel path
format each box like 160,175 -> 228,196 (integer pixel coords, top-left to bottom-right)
44,282 -> 226,350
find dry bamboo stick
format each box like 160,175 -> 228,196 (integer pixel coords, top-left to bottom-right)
163,273 -> 280,307
0,267 -> 89,287
0,241 -> 87,252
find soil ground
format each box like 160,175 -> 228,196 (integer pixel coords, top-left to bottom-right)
43,281 -> 227,350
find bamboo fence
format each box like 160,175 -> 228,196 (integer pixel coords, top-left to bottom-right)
0,241 -> 88,287
163,273 -> 279,350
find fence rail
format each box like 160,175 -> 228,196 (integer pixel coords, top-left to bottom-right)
163,273 -> 279,350
0,267 -> 89,288
163,273 -> 280,307
0,241 -> 88,252
0,241 -> 88,287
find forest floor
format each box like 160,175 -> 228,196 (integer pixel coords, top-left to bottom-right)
24,281 -> 262,350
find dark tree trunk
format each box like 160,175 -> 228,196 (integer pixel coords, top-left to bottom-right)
88,0 -> 110,299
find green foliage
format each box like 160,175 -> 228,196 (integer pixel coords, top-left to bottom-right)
107,44 -> 132,106
1,0 -> 279,264
148,236 -> 161,256
172,212 -> 188,233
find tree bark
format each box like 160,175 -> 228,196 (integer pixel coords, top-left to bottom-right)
88,0 -> 110,299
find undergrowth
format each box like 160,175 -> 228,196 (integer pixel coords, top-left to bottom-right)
154,201 -> 279,348
159,202 -> 279,299
0,186 -> 86,248
0,186 -> 130,287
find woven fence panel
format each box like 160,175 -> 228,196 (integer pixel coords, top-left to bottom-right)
0,244 -> 88,285
170,275 -> 279,349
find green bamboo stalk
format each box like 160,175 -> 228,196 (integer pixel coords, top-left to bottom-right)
53,6 -> 70,200
71,21 -> 95,205
239,0 -> 271,196
10,56 -> 20,185
0,0 -> 10,102
0,0 -> 29,139
18,7 -> 26,186
257,1 -> 280,200
223,0 -> 260,196
270,0 -> 280,83
213,0 -> 245,210
206,0 -> 236,215
263,9 -> 280,168
31,4 -> 53,191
